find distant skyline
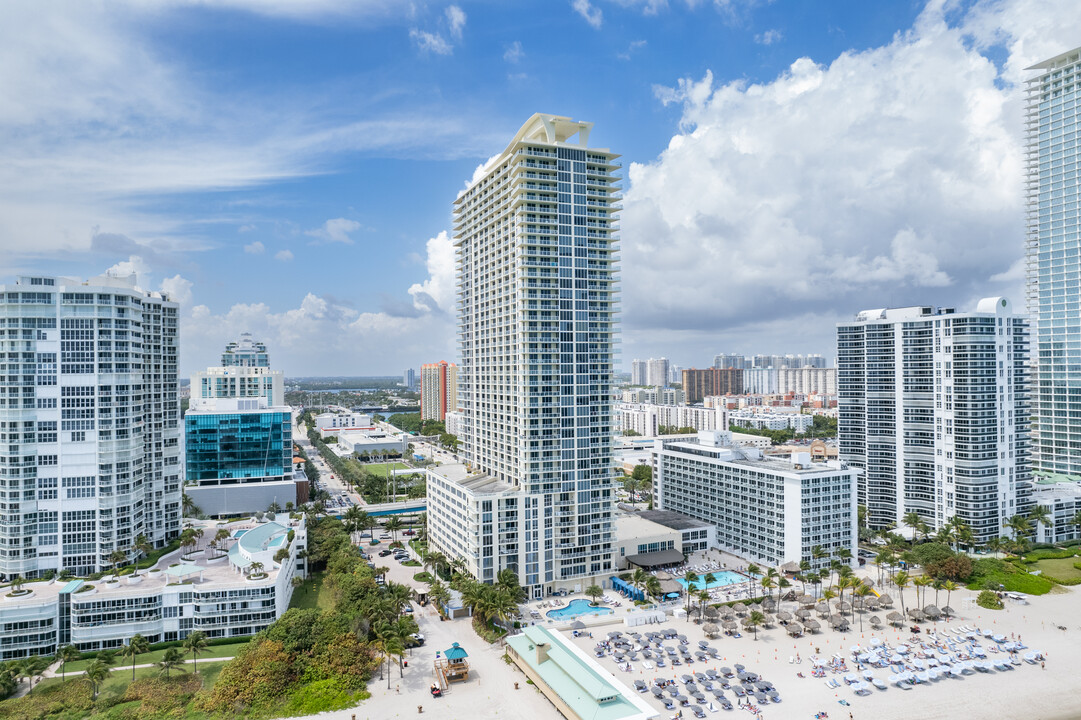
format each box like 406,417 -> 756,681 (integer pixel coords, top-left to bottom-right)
1,1 -> 1079,375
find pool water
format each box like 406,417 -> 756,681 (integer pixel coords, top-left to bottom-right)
232,529 -> 248,539
676,570 -> 750,591
546,598 -> 615,620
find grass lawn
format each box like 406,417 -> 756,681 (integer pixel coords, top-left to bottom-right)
60,642 -> 247,674
1034,557 -> 1081,582
289,572 -> 335,611
361,462 -> 411,474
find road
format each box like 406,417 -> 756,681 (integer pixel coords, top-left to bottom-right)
293,416 -> 365,510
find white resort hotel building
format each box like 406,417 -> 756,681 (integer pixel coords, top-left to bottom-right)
0,518 -> 306,660
426,114 -> 620,598
651,431 -> 857,570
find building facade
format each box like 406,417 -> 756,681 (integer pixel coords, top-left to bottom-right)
620,386 -> 685,405
652,431 -> 856,569
617,403 -> 727,437
427,114 -> 619,597
681,367 -> 743,403
1026,47 -> 1081,474
729,410 -> 814,433
837,298 -> 1030,543
630,359 -> 647,386
420,361 -> 457,421
0,518 -> 305,659
645,358 -> 669,387
0,274 -> 181,580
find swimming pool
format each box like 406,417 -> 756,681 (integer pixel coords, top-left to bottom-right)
676,570 -> 751,591
232,529 -> 248,539
546,598 -> 615,620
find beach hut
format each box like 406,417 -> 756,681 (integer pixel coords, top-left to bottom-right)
908,608 -> 926,621
923,605 -> 942,619
795,608 -> 812,620
781,561 -> 801,574
887,611 -> 904,627
798,594 -> 816,607
787,622 -> 803,637
723,620 -> 738,633
815,603 -> 830,617
776,610 -> 793,622
704,606 -> 720,620
878,593 -> 894,608
704,623 -> 719,638
804,618 -> 822,633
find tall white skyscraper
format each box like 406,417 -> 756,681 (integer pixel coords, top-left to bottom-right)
630,358 -> 646,385
646,357 -> 669,387
0,274 -> 181,579
1026,47 -> 1081,474
427,114 -> 618,597
837,298 -> 1030,543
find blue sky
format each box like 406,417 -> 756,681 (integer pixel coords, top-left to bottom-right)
1,0 -> 1079,376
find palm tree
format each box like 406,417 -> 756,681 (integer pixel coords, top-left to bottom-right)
56,644 -> 80,683
645,576 -> 662,601
697,590 -> 710,620
913,576 -> 932,610
84,659 -> 110,699
853,583 -> 872,633
585,584 -> 604,606
1004,514 -> 1032,543
822,588 -> 837,621
21,656 -> 48,695
1029,505 -> 1053,543
384,517 -> 405,545
1071,509 -> 1081,540
759,575 -> 774,606
496,568 -> 526,602
630,567 -> 649,598
428,578 -> 451,614
121,634 -> 150,681
942,580 -> 959,618
683,572 -> 699,612
156,647 -> 185,678
213,529 -> 231,558
810,545 -> 827,570
903,511 -> 924,542
874,550 -> 892,585
777,576 -> 791,610
893,571 -> 911,617
424,551 -> 449,580
134,533 -> 153,572
108,549 -> 127,573
182,631 -> 208,674
834,575 -> 850,615
181,492 -> 199,517
747,610 -> 765,641
249,561 -> 264,576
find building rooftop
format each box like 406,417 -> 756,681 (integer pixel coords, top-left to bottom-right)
614,513 -> 678,542
635,509 -> 712,532
431,463 -> 516,494
506,626 -> 655,720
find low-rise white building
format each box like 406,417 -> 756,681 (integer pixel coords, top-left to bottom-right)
314,412 -> 373,437
337,427 -> 408,457
652,431 -> 856,570
444,410 -> 464,437
0,518 -> 305,659
621,387 -> 685,405
729,410 -> 813,433
618,403 -> 728,436
1031,472 -> 1081,545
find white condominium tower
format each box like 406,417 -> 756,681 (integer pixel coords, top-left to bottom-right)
837,298 -> 1030,544
646,357 -> 669,387
1026,47 -> 1081,473
0,274 -> 181,579
429,114 -> 619,597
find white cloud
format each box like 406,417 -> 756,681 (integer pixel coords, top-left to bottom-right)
159,274 -> 193,306
504,40 -> 524,64
621,0 -> 1081,364
573,0 -> 603,28
445,5 -> 466,39
243,240 -> 265,254
104,255 -> 151,282
275,249 -> 294,262
617,39 -> 647,61
179,228 -> 457,374
409,28 -> 452,55
238,224 -> 256,233
407,231 -> 455,313
305,217 -> 362,244
754,29 -> 782,45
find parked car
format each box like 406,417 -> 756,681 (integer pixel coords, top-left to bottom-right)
403,530 -> 416,536
409,632 -> 425,646
379,549 -> 393,557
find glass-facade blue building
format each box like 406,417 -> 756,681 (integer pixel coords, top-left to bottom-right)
185,409 -> 292,483
1027,47 -> 1081,474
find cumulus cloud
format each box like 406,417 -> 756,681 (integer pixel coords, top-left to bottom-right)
275,249 -> 294,261
244,240 -> 265,254
305,217 -> 362,244
180,228 -> 458,374
620,0 -> 1081,364
504,40 -> 524,63
445,5 -> 466,39
407,231 -> 455,313
159,274 -> 193,306
573,0 -> 603,28
104,255 -> 151,282
409,28 -> 452,55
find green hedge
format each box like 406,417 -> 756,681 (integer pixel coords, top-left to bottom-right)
966,558 -> 1053,595
1023,547 -> 1081,562
976,590 -> 1003,610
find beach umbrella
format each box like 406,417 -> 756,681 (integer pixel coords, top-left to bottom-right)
704,606 -> 720,620
837,601 -> 852,614
878,593 -> 894,607
704,623 -> 719,638
723,621 -> 737,631
798,594 -> 816,606
804,618 -> 821,632
795,608 -> 811,619
923,605 -> 941,619
941,606 -> 954,618
787,623 -> 803,636
862,578 -> 875,588
887,611 -> 904,626
908,608 -> 926,621
571,620 -> 586,630
870,615 -> 882,628
776,610 -> 793,622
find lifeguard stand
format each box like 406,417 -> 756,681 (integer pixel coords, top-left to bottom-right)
433,642 -> 470,690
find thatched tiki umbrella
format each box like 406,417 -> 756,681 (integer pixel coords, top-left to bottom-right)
804,618 -> 822,633
723,620 -> 738,633
878,593 -> 894,608
787,622 -> 804,637
923,605 -> 941,619
795,608 -> 812,620
887,611 -> 904,627
776,610 -> 793,622
798,594 -> 816,607
704,623 -> 720,638
941,605 -> 955,619
870,615 -> 882,629
815,603 -> 830,618
704,606 -> 720,620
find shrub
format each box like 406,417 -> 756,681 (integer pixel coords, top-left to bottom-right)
976,590 -> 1003,610
926,555 -> 973,582
911,542 -> 955,567
966,558 -> 1053,595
